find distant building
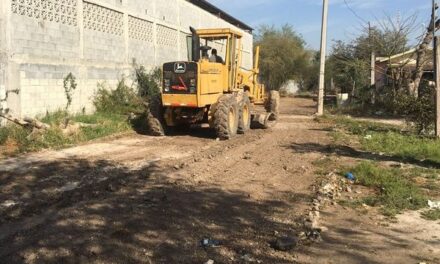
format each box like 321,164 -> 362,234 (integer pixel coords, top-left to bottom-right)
281,80 -> 300,95
375,48 -> 434,90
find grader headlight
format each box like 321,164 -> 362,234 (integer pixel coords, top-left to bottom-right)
190,79 -> 197,94
164,79 -> 171,92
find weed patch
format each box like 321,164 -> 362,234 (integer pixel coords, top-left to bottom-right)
0,112 -> 130,156
349,162 -> 427,216
421,209 -> 440,221
360,132 -> 440,164
330,116 -> 401,135
93,79 -> 143,115
325,116 -> 440,165
338,199 -> 364,209
312,156 -> 340,176
329,130 -> 350,145
79,113 -> 131,140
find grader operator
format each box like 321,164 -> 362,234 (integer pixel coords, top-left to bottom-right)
157,27 -> 279,140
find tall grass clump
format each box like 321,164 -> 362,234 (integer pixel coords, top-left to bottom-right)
350,162 -> 427,216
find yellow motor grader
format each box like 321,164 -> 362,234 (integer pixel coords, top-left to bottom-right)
155,27 -> 279,139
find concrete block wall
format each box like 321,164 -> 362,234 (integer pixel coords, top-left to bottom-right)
1,0 -> 254,119
11,16 -> 80,60
0,54 -> 6,124
0,1 -> 10,124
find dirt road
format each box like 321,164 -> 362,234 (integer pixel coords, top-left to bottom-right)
0,98 -> 438,264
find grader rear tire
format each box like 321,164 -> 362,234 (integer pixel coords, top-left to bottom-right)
238,94 -> 251,134
269,90 -> 280,120
214,96 -> 239,140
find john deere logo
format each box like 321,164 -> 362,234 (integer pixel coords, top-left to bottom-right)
174,63 -> 186,73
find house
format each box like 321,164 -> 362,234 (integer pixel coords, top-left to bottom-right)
375,48 -> 434,90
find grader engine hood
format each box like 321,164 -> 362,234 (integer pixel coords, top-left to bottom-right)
163,62 -> 198,94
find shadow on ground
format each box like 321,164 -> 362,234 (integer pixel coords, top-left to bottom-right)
0,157 -> 301,263
289,142 -> 440,169
298,209 -> 439,264
129,114 -> 218,140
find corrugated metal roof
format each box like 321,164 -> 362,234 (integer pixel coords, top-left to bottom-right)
187,0 -> 253,32
376,48 -> 434,70
376,48 -> 433,63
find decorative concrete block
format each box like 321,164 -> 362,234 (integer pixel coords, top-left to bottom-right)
4,0 -> 254,118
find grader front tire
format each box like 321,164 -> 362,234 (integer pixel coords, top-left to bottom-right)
214,96 -> 239,140
238,95 -> 251,134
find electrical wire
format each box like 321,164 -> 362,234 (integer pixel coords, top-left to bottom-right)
343,0 -> 368,24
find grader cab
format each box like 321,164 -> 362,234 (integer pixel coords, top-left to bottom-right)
158,27 -> 279,139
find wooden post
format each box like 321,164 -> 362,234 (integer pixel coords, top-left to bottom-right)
371,51 -> 376,102
351,80 -> 356,103
435,36 -> 440,137
369,22 -> 376,104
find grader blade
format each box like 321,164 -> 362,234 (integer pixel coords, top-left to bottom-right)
251,112 -> 276,129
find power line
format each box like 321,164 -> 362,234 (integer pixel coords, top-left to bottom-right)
343,0 -> 368,24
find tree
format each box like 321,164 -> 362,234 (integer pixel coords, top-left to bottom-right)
372,14 -> 415,57
254,24 -> 313,91
327,40 -> 369,99
301,51 -> 320,92
327,13 -> 416,103
412,16 -> 440,96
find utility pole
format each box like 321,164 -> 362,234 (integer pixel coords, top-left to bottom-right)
369,22 -> 376,104
435,36 -> 440,137
352,80 -> 356,102
434,0 -> 440,137
317,0 -> 329,116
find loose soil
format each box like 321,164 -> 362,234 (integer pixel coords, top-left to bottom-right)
0,98 -> 438,264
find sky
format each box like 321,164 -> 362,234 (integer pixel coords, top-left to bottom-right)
208,0 -> 433,50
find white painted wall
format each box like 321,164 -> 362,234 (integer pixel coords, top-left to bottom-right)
0,1 -> 6,119
1,0 -> 254,118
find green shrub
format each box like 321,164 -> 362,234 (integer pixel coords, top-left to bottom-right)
133,66 -> 164,132
135,66 -> 161,101
41,110 -> 69,125
404,84 -> 435,135
93,78 -> 143,115
381,82 -> 435,135
0,127 -> 9,145
93,66 -> 162,115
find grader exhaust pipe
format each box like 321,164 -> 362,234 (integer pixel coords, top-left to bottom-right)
190,27 -> 201,62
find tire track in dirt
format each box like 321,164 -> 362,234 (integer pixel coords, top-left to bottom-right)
0,98 -> 330,263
